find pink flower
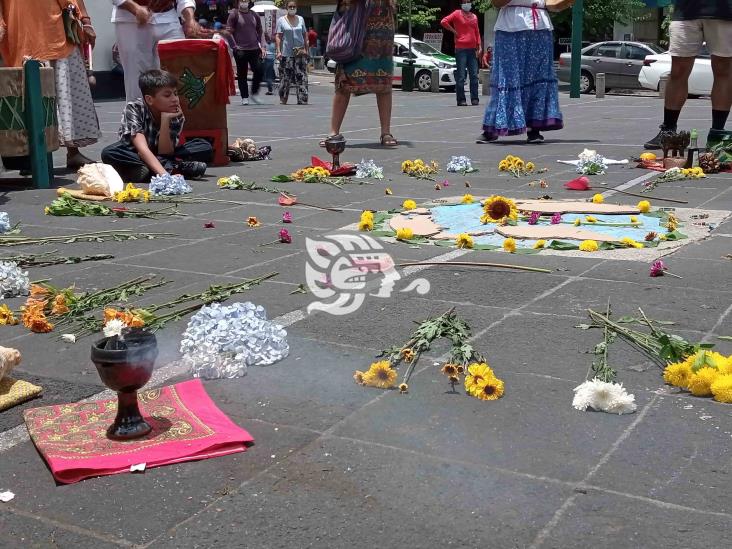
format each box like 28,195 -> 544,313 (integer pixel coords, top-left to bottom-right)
279,229 -> 292,243
282,211 -> 293,223
649,260 -> 666,277
528,211 -> 541,225
550,212 -> 562,225
203,221 -> 215,229
442,179 -> 450,187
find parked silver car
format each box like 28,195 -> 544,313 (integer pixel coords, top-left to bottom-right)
557,41 -> 665,94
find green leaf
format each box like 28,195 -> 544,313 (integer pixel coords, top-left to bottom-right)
271,175 -> 294,182
717,336 -> 732,341
664,230 -> 688,241
548,240 -> 578,250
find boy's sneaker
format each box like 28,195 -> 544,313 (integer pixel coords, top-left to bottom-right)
172,161 -> 207,179
265,91 -> 274,95
241,97 -> 249,105
644,124 -> 674,150
118,164 -> 151,183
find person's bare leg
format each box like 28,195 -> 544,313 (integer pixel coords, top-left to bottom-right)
330,90 -> 351,136
665,56 -> 695,111
376,91 -> 395,144
66,146 -> 94,169
710,55 -> 732,111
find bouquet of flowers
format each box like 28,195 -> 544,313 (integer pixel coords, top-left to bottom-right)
355,159 -> 384,180
446,156 -> 477,174
576,149 -> 607,175
401,159 -> 439,179
498,155 -> 535,177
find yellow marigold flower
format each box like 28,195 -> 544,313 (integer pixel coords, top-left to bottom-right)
455,233 -> 474,249
503,237 -> 517,253
403,199 -> 417,210
505,155 -> 516,163
0,304 -> 18,326
363,360 -> 397,389
711,374 -> 732,403
574,218 -> 581,226
629,216 -> 639,223
461,193 -> 474,204
718,356 -> 732,376
514,159 -> 524,168
592,194 -> 604,204
472,377 -> 505,401
637,200 -> 651,213
533,239 -> 546,249
399,383 -> 409,394
247,216 -> 261,228
142,190 -> 151,202
663,360 -> 692,388
687,366 -> 720,397
360,210 -> 374,222
396,227 -> 414,241
579,240 -> 599,252
359,219 -> 374,231
353,370 -> 366,385
385,188 -> 393,195
464,362 -> 495,395
103,308 -> 119,323
217,177 -> 228,187
498,160 -> 509,171
621,237 -> 643,249
51,295 -> 70,316
526,162 -> 535,172
585,215 -> 597,223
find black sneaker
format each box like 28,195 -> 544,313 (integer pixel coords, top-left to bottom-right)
644,124 -> 674,150
471,99 -> 479,106
457,101 -> 468,107
118,164 -> 151,182
172,161 -> 207,179
477,133 -> 498,144
527,130 -> 544,144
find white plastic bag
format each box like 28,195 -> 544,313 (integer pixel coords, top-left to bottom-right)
77,163 -> 124,197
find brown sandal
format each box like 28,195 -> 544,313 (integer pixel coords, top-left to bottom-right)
380,133 -> 398,147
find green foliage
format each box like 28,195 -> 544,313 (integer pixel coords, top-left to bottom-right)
551,0 -> 647,39
396,0 -> 441,31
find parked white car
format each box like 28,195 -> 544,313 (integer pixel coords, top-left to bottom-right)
326,35 -> 456,91
638,49 -> 713,96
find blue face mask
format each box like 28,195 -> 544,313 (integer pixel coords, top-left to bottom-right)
461,3 -> 472,11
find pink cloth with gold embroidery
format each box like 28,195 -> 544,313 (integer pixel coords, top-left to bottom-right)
24,379 -> 253,484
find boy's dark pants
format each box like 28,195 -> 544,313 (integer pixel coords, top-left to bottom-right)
101,138 -> 213,181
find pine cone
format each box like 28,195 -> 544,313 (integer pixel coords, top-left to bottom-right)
699,152 -> 721,174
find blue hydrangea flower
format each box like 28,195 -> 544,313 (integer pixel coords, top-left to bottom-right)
149,174 -> 192,196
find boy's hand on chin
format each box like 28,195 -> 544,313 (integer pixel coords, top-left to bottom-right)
161,107 -> 182,121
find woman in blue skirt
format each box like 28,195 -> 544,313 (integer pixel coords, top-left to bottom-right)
480,1 -> 568,143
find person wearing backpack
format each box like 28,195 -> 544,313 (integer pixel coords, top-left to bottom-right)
226,0 -> 265,105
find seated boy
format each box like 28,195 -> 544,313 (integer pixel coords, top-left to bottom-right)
101,70 -> 213,182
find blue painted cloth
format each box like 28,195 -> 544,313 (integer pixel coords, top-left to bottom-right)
482,30 -> 563,138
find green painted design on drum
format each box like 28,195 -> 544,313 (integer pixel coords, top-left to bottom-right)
0,97 -> 57,131
396,62 -> 431,69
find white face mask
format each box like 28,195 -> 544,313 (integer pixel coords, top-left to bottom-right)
461,3 -> 472,11
287,7 -> 297,15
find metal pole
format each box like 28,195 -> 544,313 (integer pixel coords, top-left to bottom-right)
24,60 -> 51,189
569,0 -> 584,98
408,0 -> 412,54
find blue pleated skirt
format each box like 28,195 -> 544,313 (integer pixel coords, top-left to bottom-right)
482,30 -> 563,138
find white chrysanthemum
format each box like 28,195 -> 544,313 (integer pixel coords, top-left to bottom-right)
61,334 -> 76,344
573,378 -> 636,415
103,319 -> 127,338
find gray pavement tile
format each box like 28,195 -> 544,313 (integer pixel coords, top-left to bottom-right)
328,366 -> 650,483
525,277 -> 729,332
0,420 -> 318,545
588,394 -> 732,515
0,510 -> 122,549
0,374 -> 100,432
537,489 -> 732,549
667,234 -> 732,261
204,335 -> 380,432
153,436 -> 574,549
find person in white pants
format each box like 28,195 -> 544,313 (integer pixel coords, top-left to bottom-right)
110,0 -> 205,102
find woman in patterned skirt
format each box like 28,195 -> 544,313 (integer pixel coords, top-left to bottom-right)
0,0 -> 100,169
480,0 -> 566,144
325,0 -> 397,147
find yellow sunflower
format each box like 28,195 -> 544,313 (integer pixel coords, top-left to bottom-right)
687,366 -> 720,397
464,362 -> 495,394
455,233 -> 474,249
502,237 -> 517,253
481,195 -> 518,224
579,240 -> 599,252
401,348 -> 416,362
472,377 -> 505,401
353,370 -> 366,385
440,363 -> 459,377
363,361 -> 397,389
